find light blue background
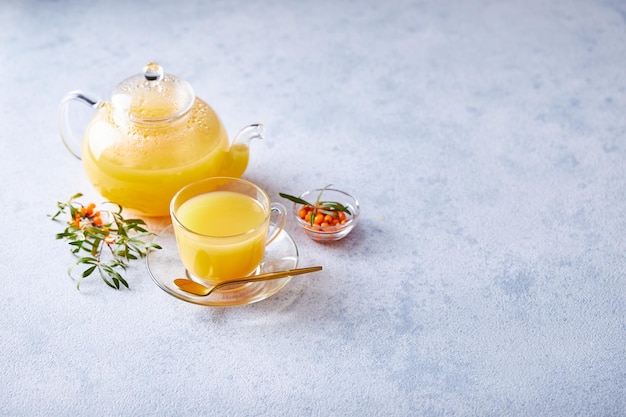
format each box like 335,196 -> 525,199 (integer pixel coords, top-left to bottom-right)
1,0 -> 625,415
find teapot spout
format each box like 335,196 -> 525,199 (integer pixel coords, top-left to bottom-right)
233,123 -> 265,147
223,123 -> 264,178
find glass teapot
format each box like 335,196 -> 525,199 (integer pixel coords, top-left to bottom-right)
58,62 -> 263,217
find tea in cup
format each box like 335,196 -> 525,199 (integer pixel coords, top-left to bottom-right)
170,177 -> 287,284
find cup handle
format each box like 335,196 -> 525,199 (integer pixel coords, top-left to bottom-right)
266,202 -> 287,246
57,90 -> 101,159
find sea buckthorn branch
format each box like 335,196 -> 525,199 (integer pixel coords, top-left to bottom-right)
50,193 -> 161,290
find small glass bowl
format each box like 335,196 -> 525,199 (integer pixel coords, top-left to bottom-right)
291,188 -> 360,242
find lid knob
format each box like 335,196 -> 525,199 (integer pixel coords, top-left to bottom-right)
143,62 -> 164,82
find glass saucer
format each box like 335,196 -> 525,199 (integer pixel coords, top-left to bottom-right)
147,225 -> 299,307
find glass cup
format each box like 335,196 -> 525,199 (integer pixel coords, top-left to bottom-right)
170,177 -> 287,284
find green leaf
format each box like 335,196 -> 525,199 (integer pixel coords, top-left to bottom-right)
68,256 -> 98,279
82,265 -> 97,278
279,193 -> 312,206
102,275 -> 117,289
117,275 -> 129,289
75,256 -> 99,266
315,184 -> 333,205
85,227 -> 108,237
319,202 -> 351,215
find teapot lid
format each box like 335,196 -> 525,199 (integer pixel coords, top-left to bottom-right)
111,62 -> 195,123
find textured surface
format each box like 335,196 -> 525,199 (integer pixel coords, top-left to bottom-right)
1,0 -> 625,415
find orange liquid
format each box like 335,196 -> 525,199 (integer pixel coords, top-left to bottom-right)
81,99 -> 249,216
174,191 -> 268,282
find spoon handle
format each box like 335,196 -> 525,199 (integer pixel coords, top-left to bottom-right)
212,266 -> 323,291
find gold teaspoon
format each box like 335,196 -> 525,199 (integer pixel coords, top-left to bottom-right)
173,266 -> 323,297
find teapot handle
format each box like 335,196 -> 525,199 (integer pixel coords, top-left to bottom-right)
58,91 -> 101,160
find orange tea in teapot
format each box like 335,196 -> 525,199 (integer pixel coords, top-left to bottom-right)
59,63 -> 263,216
80,99 -> 251,216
